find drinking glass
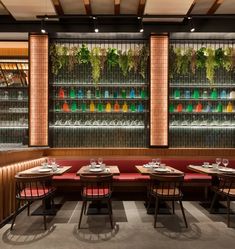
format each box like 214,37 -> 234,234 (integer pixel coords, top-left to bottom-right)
156,158 -> 161,166
152,158 -> 157,165
98,157 -> 103,166
90,158 -> 96,167
215,158 -> 221,167
222,158 -> 229,168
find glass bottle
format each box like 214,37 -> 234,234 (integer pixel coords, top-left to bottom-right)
226,102 -> 233,113
113,89 -> 118,98
104,90 -> 109,98
196,102 -> 202,112
90,101 -> 95,112
105,102 -> 112,112
137,102 -> 144,112
78,89 -> 83,99
174,89 -> 180,99
98,102 -> 103,112
130,103 -> 136,112
130,88 -> 135,99
176,103 -> 183,112
192,89 -> 199,99
217,102 -> 223,113
71,101 -> 77,112
17,91 -> 23,100
81,102 -> 87,112
186,103 -> 193,113
59,88 -> 65,99
121,89 -> 126,99
87,89 -> 92,99
55,103 -> 61,112
95,88 -> 101,98
169,103 -> 174,113
62,101 -> 70,112
69,87 -> 76,98
140,88 -> 146,99
211,88 -> 218,100
114,101 -> 120,112
122,101 -> 128,112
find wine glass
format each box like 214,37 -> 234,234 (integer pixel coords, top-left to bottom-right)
215,158 -> 221,167
98,157 -> 103,166
152,158 -> 157,166
156,158 -> 161,166
90,158 -> 96,167
222,158 -> 229,168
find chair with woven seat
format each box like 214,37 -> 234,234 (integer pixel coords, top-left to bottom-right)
11,174 -> 56,230
78,174 -> 113,229
210,173 -> 235,227
148,173 -> 188,228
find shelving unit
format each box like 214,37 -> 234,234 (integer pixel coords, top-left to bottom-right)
0,59 -> 29,146
169,39 -> 235,148
49,39 -> 149,147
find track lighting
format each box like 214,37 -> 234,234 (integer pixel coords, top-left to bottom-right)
188,16 -> 195,32
138,17 -> 144,33
93,16 -> 99,33
41,19 -> 46,33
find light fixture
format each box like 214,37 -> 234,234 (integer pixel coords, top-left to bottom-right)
188,16 -> 195,32
93,16 -> 99,33
41,19 -> 46,33
138,17 -> 144,33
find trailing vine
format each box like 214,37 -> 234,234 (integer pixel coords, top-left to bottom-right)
76,44 -> 90,64
118,50 -> 129,77
68,46 -> 78,72
90,47 -> 101,84
50,44 -> 61,75
107,48 -> 119,68
139,45 -> 149,79
205,48 -> 216,84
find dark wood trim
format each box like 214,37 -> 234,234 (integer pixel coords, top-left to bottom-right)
0,1 -> 15,20
114,0 -> 120,15
207,0 -> 224,15
83,0 -> 92,16
138,0 -> 146,16
51,0 -> 64,16
186,0 -> 196,16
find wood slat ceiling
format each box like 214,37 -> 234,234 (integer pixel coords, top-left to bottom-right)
191,0 -> 215,14
60,0 -> 86,15
215,0 -> 235,14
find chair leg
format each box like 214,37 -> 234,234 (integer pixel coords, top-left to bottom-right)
179,200 -> 188,228
84,201 -> 87,215
210,192 -> 218,213
11,200 -> 21,230
172,201 -> 175,214
154,197 -> 159,228
27,201 -> 30,216
227,197 -> 230,228
147,194 -> 153,213
78,201 -> 85,229
107,199 -> 113,229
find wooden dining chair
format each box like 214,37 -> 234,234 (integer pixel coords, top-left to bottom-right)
148,173 -> 188,228
11,174 -> 56,230
210,173 -> 235,227
78,174 -> 113,229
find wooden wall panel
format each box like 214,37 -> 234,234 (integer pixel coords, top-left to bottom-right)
29,34 -> 48,146
150,35 -> 169,147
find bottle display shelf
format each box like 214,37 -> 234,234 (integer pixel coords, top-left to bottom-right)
170,84 -> 235,88
51,83 -> 148,87
169,112 -> 235,115
0,98 -> 28,102
51,110 -> 148,114
53,97 -> 149,101
170,125 -> 235,129
50,125 -> 145,129
170,98 -> 235,101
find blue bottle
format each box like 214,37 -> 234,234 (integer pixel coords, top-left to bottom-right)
78,89 -> 83,99
220,90 -> 227,99
137,103 -> 144,112
130,88 -> 135,99
104,90 -> 109,98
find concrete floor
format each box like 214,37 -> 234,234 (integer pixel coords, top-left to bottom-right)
0,197 -> 235,249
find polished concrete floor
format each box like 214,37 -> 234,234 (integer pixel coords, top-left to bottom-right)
0,197 -> 235,249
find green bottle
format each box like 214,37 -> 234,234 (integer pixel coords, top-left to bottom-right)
81,102 -> 87,112
217,102 -> 223,112
55,103 -> 61,112
140,88 -> 146,99
95,88 -> 101,98
169,103 -> 174,113
71,101 -> 77,112
69,88 -> 76,98
130,103 -> 136,112
174,89 -> 180,99
211,89 -> 218,99
186,103 -> 193,112
192,89 -> 199,99
98,102 -> 103,112
121,89 -> 126,99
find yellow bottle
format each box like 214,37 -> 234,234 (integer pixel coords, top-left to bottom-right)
105,102 -> 111,112
90,101 -> 95,112
226,101 -> 233,112
122,101 -> 128,112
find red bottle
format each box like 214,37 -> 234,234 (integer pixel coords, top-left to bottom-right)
59,87 -> 65,99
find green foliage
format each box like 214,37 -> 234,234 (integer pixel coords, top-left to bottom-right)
174,47 -> 192,75
76,44 -> 90,64
68,46 -> 78,72
139,45 -> 149,79
196,47 -> 206,69
223,47 -> 233,71
90,47 -> 101,84
205,48 -> 216,84
107,48 -> 119,68
118,50 -> 129,77
50,44 -> 68,75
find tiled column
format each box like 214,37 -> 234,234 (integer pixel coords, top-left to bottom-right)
29,34 -> 48,146
150,35 -> 168,147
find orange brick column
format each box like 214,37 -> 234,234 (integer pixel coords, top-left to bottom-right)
29,34 -> 48,146
150,35 -> 168,147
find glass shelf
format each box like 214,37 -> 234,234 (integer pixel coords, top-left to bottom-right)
52,83 -> 148,87
0,98 -> 28,102
170,84 -> 235,88
53,97 -> 148,101
169,112 -> 235,114
170,125 -> 235,129
170,98 -> 235,101
51,110 -> 147,114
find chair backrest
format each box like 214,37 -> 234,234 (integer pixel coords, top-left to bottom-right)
217,173 -> 235,195
80,174 -> 113,199
149,173 -> 184,197
15,174 -> 54,200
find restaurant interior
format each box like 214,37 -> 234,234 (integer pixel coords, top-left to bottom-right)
0,1 -> 235,249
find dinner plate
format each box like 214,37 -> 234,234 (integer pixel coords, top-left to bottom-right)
202,165 -> 213,168
218,168 -> 235,173
38,168 -> 52,173
154,168 -> 169,172
89,168 -> 103,172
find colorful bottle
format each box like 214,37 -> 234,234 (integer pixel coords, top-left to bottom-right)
55,103 -> 61,112
202,90 -> 208,99
89,101 -> 95,112
137,103 -> 144,112
196,102 -> 202,112
105,102 -> 112,112
69,88 -> 76,98
86,90 -> 92,99
98,102 -> 103,112
71,101 -> 77,112
121,89 -> 126,99
81,102 -> 87,112
169,103 -> 174,113
177,103 -> 183,112
140,88 -> 147,99
122,101 -> 128,112
220,90 -> 227,99
114,101 -> 120,112
104,90 -> 109,98
211,89 -> 218,99
95,88 -> 101,98
113,89 -> 118,98
184,90 -> 190,99
217,102 -> 223,113
130,88 -> 135,99
174,89 -> 180,99
186,103 -> 193,112
130,103 -> 136,112
205,103 -> 212,112
59,87 -> 65,99
78,89 -> 83,99
192,89 -> 199,99
226,102 -> 233,112
62,101 -> 70,112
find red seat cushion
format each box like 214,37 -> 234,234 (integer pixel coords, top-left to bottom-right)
184,173 -> 212,182
20,187 -> 55,198
113,173 -> 146,182
83,187 -> 111,197
53,173 -> 80,181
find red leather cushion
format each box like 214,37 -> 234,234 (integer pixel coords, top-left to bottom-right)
20,187 -> 55,198
184,173 -> 212,182
53,173 -> 80,181
113,173 -> 145,182
83,187 -> 111,197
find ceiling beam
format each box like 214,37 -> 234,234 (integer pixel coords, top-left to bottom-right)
0,0 -> 15,19
207,0 -> 224,15
138,0 -> 146,16
186,0 -> 196,16
83,0 -> 92,16
114,0 -> 120,15
51,0 -> 64,16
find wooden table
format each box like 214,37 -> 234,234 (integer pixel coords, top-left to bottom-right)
18,166 -> 71,176
76,165 -> 120,175
135,165 -> 183,175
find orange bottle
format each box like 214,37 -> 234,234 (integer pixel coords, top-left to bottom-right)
62,101 -> 70,112
114,101 -> 120,112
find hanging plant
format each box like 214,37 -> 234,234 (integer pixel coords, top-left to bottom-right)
174,47 -> 192,75
169,45 -> 177,78
59,45 -> 69,68
139,45 -> 149,79
205,47 -> 216,84
196,47 -> 207,69
107,48 -> 119,68
215,48 -> 225,68
76,44 -> 90,64
174,47 -> 183,74
68,46 -> 78,72
223,47 -> 233,71
50,44 -> 61,75
132,47 -> 140,73
191,49 -> 196,74
118,50 -> 129,77
99,48 -> 107,72
90,47 -> 101,84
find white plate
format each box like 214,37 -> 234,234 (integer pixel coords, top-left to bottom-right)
202,165 -> 213,168
218,168 -> 235,173
38,168 -> 52,173
89,168 -> 103,172
154,168 -> 169,172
